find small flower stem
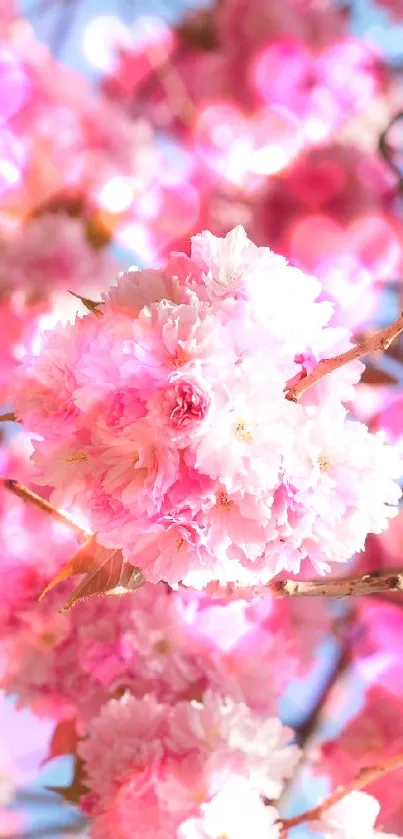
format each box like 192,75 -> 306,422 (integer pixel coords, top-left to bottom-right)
0,477 -> 92,540
285,312 -> 403,401
280,751 -> 403,832
205,570 -> 403,600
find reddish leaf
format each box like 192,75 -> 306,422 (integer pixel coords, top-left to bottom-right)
39,534 -> 98,600
42,719 -> 78,765
61,545 -> 145,612
46,756 -> 87,804
68,291 -> 103,318
39,536 -> 145,611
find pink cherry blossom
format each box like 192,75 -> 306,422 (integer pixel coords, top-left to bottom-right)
79,689 -> 298,837
310,791 -> 389,839
372,0 -> 403,17
14,322 -> 83,439
0,214 -> 116,297
13,226 -> 401,587
178,778 -> 281,839
253,39 -> 382,144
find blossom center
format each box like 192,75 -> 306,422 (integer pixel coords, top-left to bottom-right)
217,490 -> 234,510
65,451 -> 87,463
171,349 -> 188,368
153,638 -> 171,654
235,421 -> 252,441
170,381 -> 209,428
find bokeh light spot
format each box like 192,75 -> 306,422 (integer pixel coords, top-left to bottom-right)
96,177 -> 135,214
82,16 -> 130,72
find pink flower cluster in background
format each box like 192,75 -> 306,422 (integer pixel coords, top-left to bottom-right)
0,0 -> 403,837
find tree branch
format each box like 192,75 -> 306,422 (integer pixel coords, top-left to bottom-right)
205,570 -> 403,600
285,312 -> 403,401
294,632 -> 351,748
4,819 -> 88,839
280,751 -> 403,832
0,412 -> 18,422
379,111 -> 403,188
0,477 -> 92,540
277,613 -> 353,814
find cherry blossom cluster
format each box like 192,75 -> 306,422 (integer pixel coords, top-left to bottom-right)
79,691 -> 299,839
98,0 -> 401,334
103,0 -> 384,141
0,449 -> 401,838
1,1 -> 403,837
0,439 -> 321,839
0,552 -> 297,724
13,226 -> 401,590
1,442 -> 397,838
0,435 -> 323,715
0,7 -> 153,213
310,791 -> 401,839
0,6 -> 160,401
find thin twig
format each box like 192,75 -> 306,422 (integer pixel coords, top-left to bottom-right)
278,616 -> 352,812
4,819 -> 88,839
272,572 -> 403,598
379,111 -> 403,188
295,636 -> 351,748
280,752 -> 403,832
0,478 -> 92,540
0,412 -> 18,422
205,570 -> 403,600
285,312 -> 403,401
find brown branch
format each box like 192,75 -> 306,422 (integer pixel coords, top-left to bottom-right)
277,614 -> 352,814
295,634 -> 351,748
4,820 -> 88,839
205,570 -> 403,600
280,751 -> 403,832
379,111 -> 403,189
285,312 -> 403,401
0,478 -> 92,540
0,412 -> 18,422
